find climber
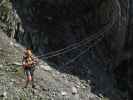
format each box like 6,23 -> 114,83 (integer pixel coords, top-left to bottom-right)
22,48 -> 38,88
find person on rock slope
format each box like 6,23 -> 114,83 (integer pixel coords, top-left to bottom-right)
22,48 -> 38,88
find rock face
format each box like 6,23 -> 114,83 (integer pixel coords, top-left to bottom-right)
1,0 -> 130,65
128,0 -> 133,100
0,0 -> 132,100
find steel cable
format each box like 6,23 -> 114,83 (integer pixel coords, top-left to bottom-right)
39,34 -> 103,59
38,9 -> 117,59
63,35 -> 104,66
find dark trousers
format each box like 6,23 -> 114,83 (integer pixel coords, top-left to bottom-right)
24,65 -> 35,87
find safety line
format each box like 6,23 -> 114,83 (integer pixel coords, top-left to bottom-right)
63,35 -> 103,66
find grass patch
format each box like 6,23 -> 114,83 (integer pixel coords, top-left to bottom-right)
101,97 -> 110,100
15,67 -> 24,77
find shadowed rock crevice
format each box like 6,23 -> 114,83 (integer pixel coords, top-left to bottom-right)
12,0 -> 113,52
